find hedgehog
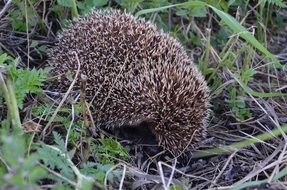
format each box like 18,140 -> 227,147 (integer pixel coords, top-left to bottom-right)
48,10 -> 210,155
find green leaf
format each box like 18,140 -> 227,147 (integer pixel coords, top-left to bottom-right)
1,135 -> 25,166
4,62 -> 49,109
209,6 -> 276,61
265,0 -> 287,7
38,144 -> 75,179
135,2 -> 278,62
169,185 -> 184,190
86,0 -> 108,7
233,180 -> 268,190
0,53 -> 14,65
28,166 -> 48,183
57,0 -> 74,7
189,7 -> 207,17
53,131 -> 66,151
135,1 -> 207,17
241,69 -> 255,84
78,0 -> 108,14
231,72 -> 287,98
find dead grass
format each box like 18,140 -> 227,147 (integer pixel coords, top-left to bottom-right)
0,1 -> 287,189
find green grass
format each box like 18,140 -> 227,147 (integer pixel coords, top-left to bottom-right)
0,0 -> 287,189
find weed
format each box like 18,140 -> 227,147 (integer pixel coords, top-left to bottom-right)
0,53 -> 49,109
1,0 -> 287,189
0,128 -> 47,189
92,137 -> 129,165
77,0 -> 108,14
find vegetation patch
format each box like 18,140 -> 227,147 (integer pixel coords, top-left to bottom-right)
0,0 -> 287,189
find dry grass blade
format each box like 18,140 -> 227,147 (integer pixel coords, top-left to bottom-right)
0,0 -> 12,18
65,103 -> 75,151
1,0 -> 287,189
42,51 -> 81,138
209,151 -> 237,189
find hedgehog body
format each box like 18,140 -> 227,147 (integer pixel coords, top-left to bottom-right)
48,10 -> 210,154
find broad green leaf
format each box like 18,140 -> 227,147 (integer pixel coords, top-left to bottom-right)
57,0 -> 73,7
209,6 -> 277,61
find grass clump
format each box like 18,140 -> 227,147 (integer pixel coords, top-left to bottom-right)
0,0 -> 287,189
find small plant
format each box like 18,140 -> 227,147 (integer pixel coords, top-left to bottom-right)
56,0 -> 78,17
0,129 -> 47,189
77,0 -> 109,14
37,131 -> 95,189
30,40 -> 48,59
92,137 -> 129,165
227,87 -> 251,120
80,162 -> 113,183
8,0 -> 40,32
0,0 -> 287,189
38,132 -> 75,180
0,53 -> 49,109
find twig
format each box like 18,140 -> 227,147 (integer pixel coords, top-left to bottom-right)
232,142 -> 285,186
28,110 -> 47,156
209,151 -> 237,189
65,103 -> 75,151
80,74 -> 89,129
42,51 -> 81,138
158,161 -> 214,187
119,164 -> 127,190
80,74 -> 94,161
158,161 -> 168,190
0,155 -> 11,172
268,142 -> 287,183
24,0 -> 30,67
104,163 -> 122,188
0,0 -> 12,19
166,159 -> 177,189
